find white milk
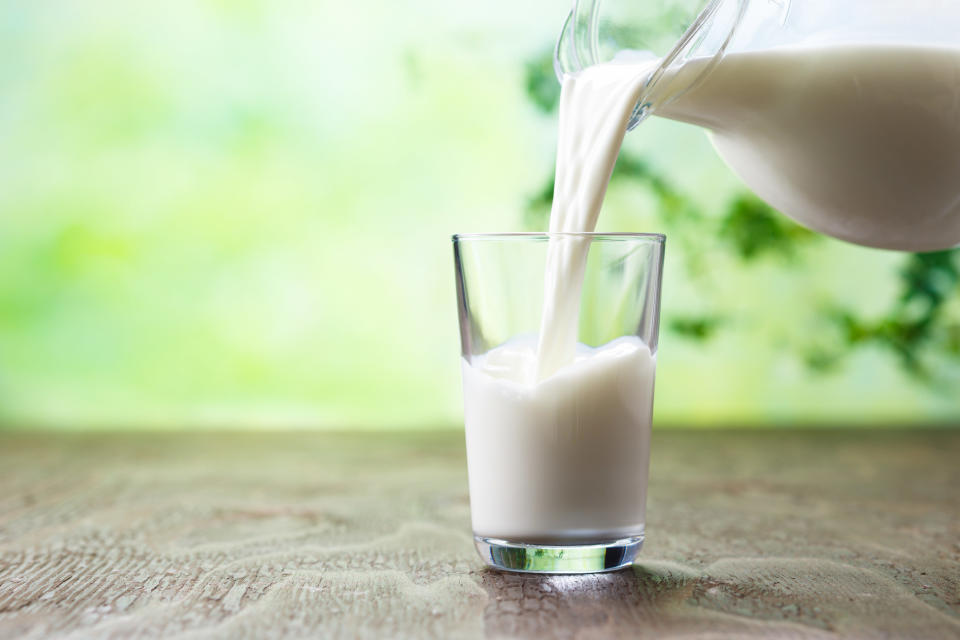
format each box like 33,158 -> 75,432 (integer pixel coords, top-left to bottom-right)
462,336 -> 656,543
535,60 -> 659,380
461,60 -> 658,544
462,42 -> 960,544
659,44 -> 960,251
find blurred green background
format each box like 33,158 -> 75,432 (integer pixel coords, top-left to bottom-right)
2,0 -> 958,430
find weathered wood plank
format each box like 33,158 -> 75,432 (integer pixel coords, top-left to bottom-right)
0,430 -> 958,638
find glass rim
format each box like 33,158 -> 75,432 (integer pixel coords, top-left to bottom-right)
452,232 -> 666,243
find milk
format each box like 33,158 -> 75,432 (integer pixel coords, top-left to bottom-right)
462,42 -> 960,545
465,57 -> 660,545
659,44 -> 960,251
462,336 -> 656,543
535,60 -> 659,380
460,60 -> 659,543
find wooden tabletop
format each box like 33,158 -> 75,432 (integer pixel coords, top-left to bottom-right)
0,429 -> 958,639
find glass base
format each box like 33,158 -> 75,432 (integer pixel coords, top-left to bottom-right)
474,535 -> 644,574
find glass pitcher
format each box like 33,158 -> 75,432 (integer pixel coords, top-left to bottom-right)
555,0 -> 960,251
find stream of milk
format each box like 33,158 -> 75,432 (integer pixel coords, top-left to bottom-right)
535,59 -> 660,380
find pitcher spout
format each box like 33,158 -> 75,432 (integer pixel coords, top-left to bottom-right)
555,0 -> 749,130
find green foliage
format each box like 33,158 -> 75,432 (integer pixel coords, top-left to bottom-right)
669,315 -> 724,341
718,195 -> 817,261
524,175 -> 554,229
524,52 -> 561,114
816,250 -> 960,383
612,155 -> 693,221
901,250 -> 959,310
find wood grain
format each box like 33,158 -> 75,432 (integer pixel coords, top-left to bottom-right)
0,430 -> 958,639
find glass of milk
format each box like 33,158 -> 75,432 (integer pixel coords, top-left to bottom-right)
453,232 -> 665,573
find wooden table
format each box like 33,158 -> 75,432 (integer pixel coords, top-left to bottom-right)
0,430 -> 958,639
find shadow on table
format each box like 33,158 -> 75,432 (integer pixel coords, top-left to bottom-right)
478,562 -> 698,636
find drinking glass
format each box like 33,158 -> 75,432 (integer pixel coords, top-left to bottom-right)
452,233 -> 665,573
